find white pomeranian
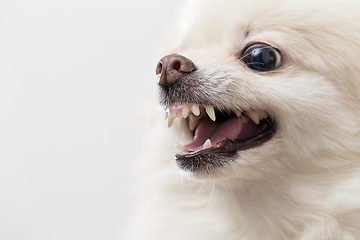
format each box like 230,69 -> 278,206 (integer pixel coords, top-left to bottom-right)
128,0 -> 360,239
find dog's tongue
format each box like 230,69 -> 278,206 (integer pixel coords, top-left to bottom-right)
184,115 -> 258,152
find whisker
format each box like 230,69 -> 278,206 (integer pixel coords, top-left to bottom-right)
264,117 -> 276,129
226,180 -> 236,206
180,173 -> 185,190
207,181 -> 216,207
195,181 -> 205,195
237,46 -> 272,62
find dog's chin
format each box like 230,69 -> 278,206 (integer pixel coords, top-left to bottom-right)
163,101 -> 277,179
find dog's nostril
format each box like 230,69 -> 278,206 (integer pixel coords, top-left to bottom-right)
156,61 -> 163,75
156,54 -> 196,90
172,61 -> 181,71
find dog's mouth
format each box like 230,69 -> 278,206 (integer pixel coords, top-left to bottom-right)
165,103 -> 276,172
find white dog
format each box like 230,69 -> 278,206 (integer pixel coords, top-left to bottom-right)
128,0 -> 360,239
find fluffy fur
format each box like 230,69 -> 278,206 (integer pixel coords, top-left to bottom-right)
128,0 -> 360,239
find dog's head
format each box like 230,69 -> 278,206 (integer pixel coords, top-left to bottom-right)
155,0 -> 360,180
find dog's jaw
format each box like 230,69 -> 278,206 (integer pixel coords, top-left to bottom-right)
161,100 -> 277,175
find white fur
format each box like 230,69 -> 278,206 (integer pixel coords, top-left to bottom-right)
127,0 -> 360,239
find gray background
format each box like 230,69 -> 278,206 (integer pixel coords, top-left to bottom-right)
0,0 -> 179,239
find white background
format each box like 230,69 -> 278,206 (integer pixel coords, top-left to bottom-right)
0,0 -> 179,239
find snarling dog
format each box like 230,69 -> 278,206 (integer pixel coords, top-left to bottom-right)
129,0 -> 360,239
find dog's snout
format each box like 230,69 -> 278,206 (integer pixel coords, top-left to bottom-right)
156,54 -> 196,89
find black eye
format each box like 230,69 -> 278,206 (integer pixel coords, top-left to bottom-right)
242,44 -> 281,71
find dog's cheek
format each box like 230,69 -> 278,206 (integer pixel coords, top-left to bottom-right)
261,72 -> 360,167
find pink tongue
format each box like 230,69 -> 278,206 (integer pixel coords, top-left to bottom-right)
184,115 -> 257,152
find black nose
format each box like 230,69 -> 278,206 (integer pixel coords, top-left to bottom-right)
156,54 -> 196,90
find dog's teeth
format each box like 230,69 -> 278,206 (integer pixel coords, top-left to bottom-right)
203,139 -> 212,149
182,106 -> 190,119
165,109 -> 169,119
245,111 -> 260,124
175,143 -> 185,151
176,144 -> 186,154
170,111 -> 178,120
188,115 -> 200,131
191,104 -> 200,116
177,111 -> 183,119
166,115 -> 175,128
205,105 -> 216,121
259,111 -> 268,121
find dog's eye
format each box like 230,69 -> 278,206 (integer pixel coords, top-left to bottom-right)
242,44 -> 281,71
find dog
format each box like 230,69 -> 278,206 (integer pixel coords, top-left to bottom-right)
128,0 -> 360,239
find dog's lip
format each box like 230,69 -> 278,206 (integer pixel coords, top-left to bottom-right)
175,119 -> 276,172
175,118 -> 276,172
164,101 -> 277,172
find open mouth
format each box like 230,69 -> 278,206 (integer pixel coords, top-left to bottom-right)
165,103 -> 276,172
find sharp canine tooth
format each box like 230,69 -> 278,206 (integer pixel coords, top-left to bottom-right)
188,115 -> 200,131
245,111 -> 260,124
175,143 -> 185,151
203,139 -> 212,149
170,111 -> 178,120
182,106 -> 189,118
167,115 -> 174,128
177,111 -> 183,119
205,105 -> 216,121
259,111 -> 268,121
165,110 -> 169,119
191,104 -> 200,116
